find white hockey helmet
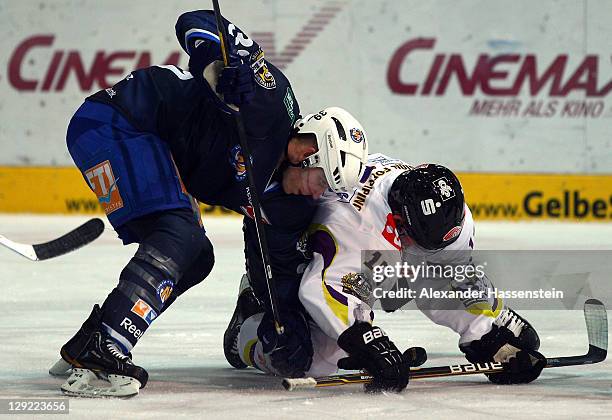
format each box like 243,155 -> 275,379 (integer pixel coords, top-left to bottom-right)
294,107 -> 368,193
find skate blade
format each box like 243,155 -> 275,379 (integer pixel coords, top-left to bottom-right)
61,368 -> 141,398
49,358 -> 72,377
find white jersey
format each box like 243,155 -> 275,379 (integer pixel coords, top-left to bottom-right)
238,154 -> 502,377
298,154 -> 409,339
297,154 -> 501,374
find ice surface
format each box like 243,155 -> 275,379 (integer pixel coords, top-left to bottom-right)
1,215 -> 611,419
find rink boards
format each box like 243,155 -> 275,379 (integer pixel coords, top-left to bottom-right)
1,0 -> 611,221
1,0 -> 611,175
0,166 -> 610,221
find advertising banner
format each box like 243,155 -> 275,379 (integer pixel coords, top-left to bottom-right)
0,1 -> 610,218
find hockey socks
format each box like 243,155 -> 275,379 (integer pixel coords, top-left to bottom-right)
101,245 -> 179,351
100,288 -> 157,352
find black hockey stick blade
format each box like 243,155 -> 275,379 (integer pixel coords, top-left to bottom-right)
546,298 -> 607,367
585,299 -> 608,355
0,218 -> 104,261
283,299 -> 608,390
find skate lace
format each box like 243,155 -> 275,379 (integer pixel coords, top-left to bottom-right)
495,308 -> 525,337
231,335 -> 240,354
105,340 -> 131,362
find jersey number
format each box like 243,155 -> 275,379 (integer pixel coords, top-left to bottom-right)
228,23 -> 253,58
155,65 -> 193,80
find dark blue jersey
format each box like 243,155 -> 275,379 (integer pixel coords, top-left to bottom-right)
174,10 -> 317,306
87,10 -> 301,216
83,9 -> 316,308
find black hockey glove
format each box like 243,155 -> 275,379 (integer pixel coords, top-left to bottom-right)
257,311 -> 313,378
216,52 -> 255,107
461,324 -> 546,384
337,322 -> 410,393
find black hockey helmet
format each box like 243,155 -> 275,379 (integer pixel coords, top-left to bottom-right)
388,164 -> 465,250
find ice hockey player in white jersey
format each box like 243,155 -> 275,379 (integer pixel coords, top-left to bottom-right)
226,154 -> 546,392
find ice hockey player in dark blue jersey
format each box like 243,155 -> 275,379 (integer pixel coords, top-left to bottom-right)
52,10 -> 368,397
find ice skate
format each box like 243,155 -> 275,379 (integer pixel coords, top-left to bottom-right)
55,305 -> 148,397
223,274 -> 264,369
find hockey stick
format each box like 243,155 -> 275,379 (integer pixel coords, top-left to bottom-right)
212,0 -> 284,335
0,218 -> 104,261
283,299 -> 608,390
